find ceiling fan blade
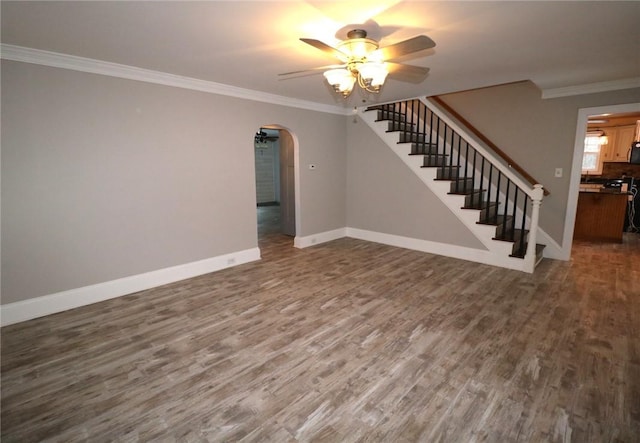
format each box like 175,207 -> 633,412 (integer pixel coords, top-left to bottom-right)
377,35 -> 435,61
278,64 -> 346,76
300,38 -> 347,59
386,62 -> 430,83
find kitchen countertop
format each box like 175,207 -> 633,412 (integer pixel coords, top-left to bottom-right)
579,188 -> 630,194
579,183 -> 631,194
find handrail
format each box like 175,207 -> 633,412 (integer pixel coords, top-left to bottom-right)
430,96 -> 550,196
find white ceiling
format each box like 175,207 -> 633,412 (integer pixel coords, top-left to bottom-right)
2,1 -> 639,108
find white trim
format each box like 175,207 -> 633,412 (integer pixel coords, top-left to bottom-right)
294,228 -> 347,248
0,44 -> 350,116
346,228 -> 528,272
541,78 -> 640,99
294,226 -> 529,270
259,125 -> 301,238
563,102 -> 640,258
0,248 -> 261,326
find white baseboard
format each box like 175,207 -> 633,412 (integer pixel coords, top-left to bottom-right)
346,227 -> 528,272
2,222 -> 547,327
294,228 -> 347,248
0,247 -> 261,327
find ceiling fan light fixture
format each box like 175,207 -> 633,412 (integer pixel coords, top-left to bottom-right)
293,28 -> 434,99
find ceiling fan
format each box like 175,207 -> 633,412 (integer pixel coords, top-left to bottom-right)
280,29 -> 435,98
255,130 -> 278,144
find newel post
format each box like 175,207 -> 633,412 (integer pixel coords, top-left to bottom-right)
525,184 -> 545,272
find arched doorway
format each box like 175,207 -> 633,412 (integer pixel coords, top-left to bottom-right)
254,125 -> 298,244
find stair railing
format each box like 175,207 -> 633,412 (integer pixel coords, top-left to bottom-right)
371,98 -> 545,271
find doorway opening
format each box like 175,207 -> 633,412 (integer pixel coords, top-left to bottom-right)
566,102 -> 640,256
254,126 -> 298,251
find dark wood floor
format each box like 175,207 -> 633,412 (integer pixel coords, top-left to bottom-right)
2,208 -> 639,442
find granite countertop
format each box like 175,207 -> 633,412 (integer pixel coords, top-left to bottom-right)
578,185 -> 630,194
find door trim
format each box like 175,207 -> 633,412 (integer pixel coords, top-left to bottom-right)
565,102 -> 640,258
258,124 -> 301,241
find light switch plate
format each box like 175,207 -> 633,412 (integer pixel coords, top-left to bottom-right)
554,168 -> 563,178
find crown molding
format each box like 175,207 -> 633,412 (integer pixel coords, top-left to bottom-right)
0,44 -> 350,115
541,77 -> 640,99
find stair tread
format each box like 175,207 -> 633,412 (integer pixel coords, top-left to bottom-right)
510,243 -> 545,259
493,228 -> 529,243
462,201 -> 497,209
448,188 -> 485,195
409,143 -> 439,147
435,176 -> 471,181
477,215 -> 514,226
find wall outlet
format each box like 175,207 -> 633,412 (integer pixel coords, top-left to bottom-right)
554,168 -> 563,178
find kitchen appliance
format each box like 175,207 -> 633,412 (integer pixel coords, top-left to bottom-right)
625,179 -> 639,233
602,177 -> 639,233
603,178 -> 627,190
630,141 -> 640,164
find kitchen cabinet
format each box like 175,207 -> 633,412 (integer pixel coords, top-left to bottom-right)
603,125 -> 636,162
613,125 -> 635,161
574,191 -> 628,242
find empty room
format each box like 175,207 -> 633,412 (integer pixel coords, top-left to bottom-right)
2,1 -> 639,441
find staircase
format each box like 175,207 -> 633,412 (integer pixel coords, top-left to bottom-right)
360,98 -> 545,273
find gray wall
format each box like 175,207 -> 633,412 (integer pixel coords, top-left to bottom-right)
346,115 -> 485,249
3,60 -> 637,306
439,82 -> 640,245
1,60 -> 346,304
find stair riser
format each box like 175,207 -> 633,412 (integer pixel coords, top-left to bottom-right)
495,226 -> 529,242
422,156 -> 448,167
436,168 -> 460,180
463,193 -> 486,207
449,179 -> 474,193
410,143 -> 439,155
399,133 -> 434,144
388,122 -> 415,132
376,110 -> 403,121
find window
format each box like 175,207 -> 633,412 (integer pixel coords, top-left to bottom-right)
582,134 -> 604,174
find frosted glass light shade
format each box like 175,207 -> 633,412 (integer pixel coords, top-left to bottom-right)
359,62 -> 388,87
323,69 -> 350,86
337,74 -> 356,93
324,69 -> 355,95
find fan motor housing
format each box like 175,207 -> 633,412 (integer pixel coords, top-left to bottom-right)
337,30 -> 380,64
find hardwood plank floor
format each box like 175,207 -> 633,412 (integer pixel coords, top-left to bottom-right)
2,213 -> 639,442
